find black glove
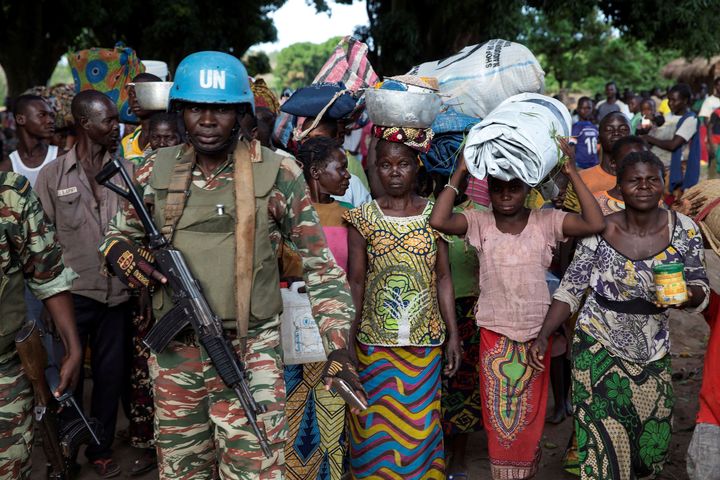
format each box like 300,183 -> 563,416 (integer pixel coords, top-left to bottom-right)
321,348 -> 364,394
103,240 -> 158,289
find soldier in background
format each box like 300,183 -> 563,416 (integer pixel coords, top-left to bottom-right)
0,171 -> 81,479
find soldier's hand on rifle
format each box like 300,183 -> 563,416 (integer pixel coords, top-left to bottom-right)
57,350 -> 82,399
104,240 -> 167,288
42,292 -> 83,397
322,348 -> 367,414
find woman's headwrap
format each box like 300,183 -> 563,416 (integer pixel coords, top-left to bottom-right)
250,78 -> 280,114
372,125 -> 434,153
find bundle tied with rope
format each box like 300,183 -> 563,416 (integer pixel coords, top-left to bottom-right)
279,82 -> 358,148
273,36 -> 379,149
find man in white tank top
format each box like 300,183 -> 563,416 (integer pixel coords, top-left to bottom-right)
2,95 -> 61,186
2,95 -> 62,327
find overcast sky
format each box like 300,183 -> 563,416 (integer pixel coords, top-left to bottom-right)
254,0 -> 369,52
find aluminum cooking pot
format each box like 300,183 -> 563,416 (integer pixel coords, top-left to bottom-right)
365,89 -> 442,128
133,82 -> 173,111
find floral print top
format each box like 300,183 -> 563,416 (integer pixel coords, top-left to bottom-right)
554,212 -> 709,364
344,200 -> 445,347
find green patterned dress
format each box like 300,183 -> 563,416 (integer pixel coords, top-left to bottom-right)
554,212 -> 709,480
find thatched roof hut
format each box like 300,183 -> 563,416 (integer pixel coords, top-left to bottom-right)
662,56 -> 720,88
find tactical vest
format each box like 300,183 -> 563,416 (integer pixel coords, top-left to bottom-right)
148,144 -> 284,331
0,173 -> 30,354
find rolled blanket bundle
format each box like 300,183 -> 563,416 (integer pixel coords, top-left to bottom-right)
463,93 -> 571,186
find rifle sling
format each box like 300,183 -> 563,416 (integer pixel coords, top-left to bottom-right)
233,140 -> 256,338
161,152 -> 194,242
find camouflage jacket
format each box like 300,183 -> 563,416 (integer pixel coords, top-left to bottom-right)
0,172 -> 76,299
101,142 -> 354,351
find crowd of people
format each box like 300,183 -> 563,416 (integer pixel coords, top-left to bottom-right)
0,44 -> 718,480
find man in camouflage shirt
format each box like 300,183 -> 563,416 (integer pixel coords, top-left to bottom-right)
0,171 -> 81,479
100,52 -> 359,479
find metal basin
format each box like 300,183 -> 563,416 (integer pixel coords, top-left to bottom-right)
133,82 -> 173,111
365,88 -> 443,128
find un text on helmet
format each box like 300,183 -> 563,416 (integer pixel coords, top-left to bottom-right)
199,70 -> 226,90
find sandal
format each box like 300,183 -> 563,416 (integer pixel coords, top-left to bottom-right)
130,449 -> 158,477
90,458 -> 121,478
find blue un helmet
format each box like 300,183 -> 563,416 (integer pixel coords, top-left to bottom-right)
169,51 -> 254,112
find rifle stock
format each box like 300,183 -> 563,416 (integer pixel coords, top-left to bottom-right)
15,321 -> 67,479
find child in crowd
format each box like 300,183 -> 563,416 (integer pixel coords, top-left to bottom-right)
431,173 -> 486,479
147,112 -> 182,151
429,140 -> 605,479
572,97 -> 599,169
635,98 -> 664,135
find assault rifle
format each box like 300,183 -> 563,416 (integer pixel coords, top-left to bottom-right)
96,158 -> 272,458
16,318 -> 102,479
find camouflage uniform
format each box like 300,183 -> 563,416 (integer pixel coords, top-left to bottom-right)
101,143 -> 354,479
0,172 -> 76,479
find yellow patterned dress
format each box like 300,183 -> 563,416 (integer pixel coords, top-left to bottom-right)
344,200 -> 447,480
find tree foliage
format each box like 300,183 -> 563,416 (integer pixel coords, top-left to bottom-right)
521,8 -> 609,90
534,0 -> 720,59
522,8 -> 678,93
273,37 -> 342,91
0,0 -> 287,96
351,0 -> 720,76
354,0 -> 526,75
2,0 -> 719,97
244,51 -> 272,77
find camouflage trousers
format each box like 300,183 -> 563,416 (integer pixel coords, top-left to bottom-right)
0,351 -> 33,479
148,327 -> 287,480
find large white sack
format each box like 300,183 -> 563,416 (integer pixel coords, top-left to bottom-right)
410,39 -> 545,119
464,93 -> 571,186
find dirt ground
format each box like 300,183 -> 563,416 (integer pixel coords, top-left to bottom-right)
31,253 -> 717,480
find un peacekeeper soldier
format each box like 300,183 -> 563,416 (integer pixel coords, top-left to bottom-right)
0,172 -> 81,479
99,51 -> 360,479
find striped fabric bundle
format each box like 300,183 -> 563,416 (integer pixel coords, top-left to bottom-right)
315,36 -> 378,90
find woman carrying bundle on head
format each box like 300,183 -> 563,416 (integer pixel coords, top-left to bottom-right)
345,124 -> 462,479
528,150 -> 709,480
429,140 -> 606,479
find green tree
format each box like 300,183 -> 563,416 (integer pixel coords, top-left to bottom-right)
353,0 -> 526,75
273,37 -> 342,91
0,0 -> 288,96
522,8 -> 677,93
538,0 -> 720,59
522,8 -> 610,90
244,51 -> 272,77
342,0 -> 720,75
581,38 -> 677,93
